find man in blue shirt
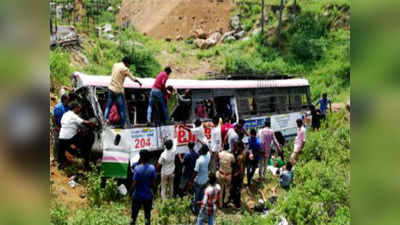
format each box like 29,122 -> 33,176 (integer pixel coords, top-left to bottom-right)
315,93 -> 332,120
179,142 -> 199,195
130,150 -> 156,225
247,129 -> 261,187
190,144 -> 210,214
280,162 -> 293,190
51,94 -> 70,161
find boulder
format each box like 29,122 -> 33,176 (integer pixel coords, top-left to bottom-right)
194,39 -> 209,49
60,187 -> 67,195
123,40 -> 144,49
224,35 -> 236,43
102,23 -> 113,33
194,28 -> 208,39
234,30 -> 245,39
205,32 -> 222,47
221,31 -> 235,42
230,15 -> 240,30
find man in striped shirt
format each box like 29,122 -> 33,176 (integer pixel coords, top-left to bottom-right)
259,120 -> 281,179
196,174 -> 221,225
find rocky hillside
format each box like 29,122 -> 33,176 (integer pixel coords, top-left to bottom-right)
117,0 -> 232,40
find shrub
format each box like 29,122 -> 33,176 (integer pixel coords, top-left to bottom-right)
86,166 -> 120,206
50,47 -> 73,89
155,196 -> 192,225
119,36 -> 161,77
50,201 -> 69,225
289,11 -> 327,38
99,11 -> 115,24
291,33 -> 326,62
69,203 -> 130,225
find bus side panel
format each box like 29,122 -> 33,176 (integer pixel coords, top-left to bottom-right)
101,128 -> 130,178
101,126 -> 175,178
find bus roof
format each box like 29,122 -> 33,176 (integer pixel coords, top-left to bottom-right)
74,72 -> 309,89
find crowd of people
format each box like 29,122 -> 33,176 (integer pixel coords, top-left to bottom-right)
51,57 -> 333,225
128,116 -> 306,225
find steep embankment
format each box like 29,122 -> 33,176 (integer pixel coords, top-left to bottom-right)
117,0 -> 232,39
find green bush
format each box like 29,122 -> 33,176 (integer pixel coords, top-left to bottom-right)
291,33 -> 326,62
119,31 -> 161,77
69,203 -> 130,225
50,201 -> 69,225
86,166 -> 120,206
155,196 -> 192,225
99,11 -> 115,24
289,11 -> 327,38
50,47 -> 73,89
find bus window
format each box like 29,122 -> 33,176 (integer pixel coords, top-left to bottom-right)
237,96 -> 257,118
289,95 -> 302,111
256,96 -> 276,114
193,98 -> 215,121
277,96 -> 289,113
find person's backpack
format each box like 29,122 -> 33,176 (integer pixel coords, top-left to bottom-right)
109,103 -> 120,124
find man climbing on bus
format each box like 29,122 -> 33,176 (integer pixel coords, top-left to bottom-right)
147,66 -> 172,125
104,56 -> 142,128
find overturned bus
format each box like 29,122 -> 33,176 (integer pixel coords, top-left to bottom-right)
71,72 -> 312,179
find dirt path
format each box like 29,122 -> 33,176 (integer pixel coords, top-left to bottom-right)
117,0 -> 232,39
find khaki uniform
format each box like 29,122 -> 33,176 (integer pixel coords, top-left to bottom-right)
231,151 -> 246,208
216,151 -> 235,207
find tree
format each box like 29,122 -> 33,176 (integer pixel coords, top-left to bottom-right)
261,0 -> 265,33
277,0 -> 285,46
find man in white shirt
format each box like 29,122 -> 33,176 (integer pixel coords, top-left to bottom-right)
183,119 -> 208,153
157,139 -> 176,201
58,102 -> 95,169
290,119 -> 307,165
223,124 -> 240,151
209,117 -> 222,173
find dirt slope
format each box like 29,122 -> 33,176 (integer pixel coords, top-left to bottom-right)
117,0 -> 232,39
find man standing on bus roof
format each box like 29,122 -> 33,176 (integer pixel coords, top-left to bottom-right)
104,56 -> 142,128
315,93 -> 332,120
147,66 -> 172,125
259,120 -> 281,180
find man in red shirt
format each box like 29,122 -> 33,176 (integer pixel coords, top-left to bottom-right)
147,67 -> 172,125
220,117 -> 233,142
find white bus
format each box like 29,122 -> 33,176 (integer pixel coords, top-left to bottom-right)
71,72 -> 312,178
